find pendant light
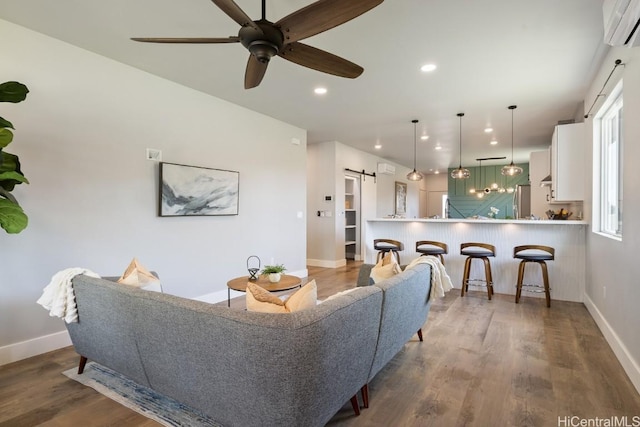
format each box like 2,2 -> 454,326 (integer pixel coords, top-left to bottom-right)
501,105 -> 523,176
451,113 -> 470,179
406,119 -> 423,181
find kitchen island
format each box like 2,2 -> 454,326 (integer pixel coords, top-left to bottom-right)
365,218 -> 587,302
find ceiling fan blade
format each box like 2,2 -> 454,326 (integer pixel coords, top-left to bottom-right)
211,0 -> 262,33
245,55 -> 269,89
275,0 -> 383,44
278,42 -> 363,78
131,37 -> 240,44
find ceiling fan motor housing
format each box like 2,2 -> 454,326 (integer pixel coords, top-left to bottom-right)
239,20 -> 284,63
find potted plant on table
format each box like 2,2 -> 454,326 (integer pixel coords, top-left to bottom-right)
261,264 -> 286,283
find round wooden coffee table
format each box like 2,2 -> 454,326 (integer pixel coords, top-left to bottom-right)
226,275 -> 302,307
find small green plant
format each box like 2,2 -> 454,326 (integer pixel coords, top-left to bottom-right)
261,264 -> 286,275
0,81 -> 30,234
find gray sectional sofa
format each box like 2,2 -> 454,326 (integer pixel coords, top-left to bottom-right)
66,262 -> 431,427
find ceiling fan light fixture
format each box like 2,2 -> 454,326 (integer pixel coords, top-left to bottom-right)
502,105 -> 523,177
451,113 -> 470,180
407,119 -> 423,181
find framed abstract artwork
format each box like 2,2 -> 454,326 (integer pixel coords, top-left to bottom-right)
159,162 -> 239,216
395,181 -> 407,216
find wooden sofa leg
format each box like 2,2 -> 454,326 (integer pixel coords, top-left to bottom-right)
350,394 -> 361,416
417,328 -> 423,342
360,384 -> 369,408
78,356 -> 88,374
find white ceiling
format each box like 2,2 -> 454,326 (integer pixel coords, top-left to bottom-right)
0,0 -> 608,173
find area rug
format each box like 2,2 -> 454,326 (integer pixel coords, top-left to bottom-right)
63,362 -> 221,427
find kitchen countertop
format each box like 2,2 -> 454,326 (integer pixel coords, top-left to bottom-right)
367,218 -> 587,225
365,218 -> 587,302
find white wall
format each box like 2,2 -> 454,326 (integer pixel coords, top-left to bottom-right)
0,20 -> 307,363
306,141 -> 417,266
583,47 -> 640,392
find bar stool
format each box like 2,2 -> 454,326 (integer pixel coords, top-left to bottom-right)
460,243 -> 496,300
415,241 -> 448,265
514,245 -> 555,307
373,239 -> 404,264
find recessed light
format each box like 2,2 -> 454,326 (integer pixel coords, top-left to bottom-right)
434,170 -> 440,174
420,135 -> 429,141
434,145 -> 442,150
374,144 -> 382,150
420,63 -> 437,72
484,127 -> 493,133
314,87 -> 327,95
490,140 -> 498,145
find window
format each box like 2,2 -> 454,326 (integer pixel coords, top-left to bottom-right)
594,80 -> 623,238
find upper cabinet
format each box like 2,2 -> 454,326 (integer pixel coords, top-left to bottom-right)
550,123 -> 585,203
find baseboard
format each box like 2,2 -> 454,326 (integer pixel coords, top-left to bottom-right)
584,293 -> 640,394
306,259 -> 347,268
0,329 -> 71,366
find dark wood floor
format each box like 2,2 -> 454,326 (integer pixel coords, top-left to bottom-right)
1,261 -> 639,426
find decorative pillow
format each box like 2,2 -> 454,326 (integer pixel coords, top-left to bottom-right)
117,258 -> 162,292
246,282 -> 288,313
370,252 -> 402,283
246,280 -> 317,313
319,287 -> 359,304
284,280 -> 317,312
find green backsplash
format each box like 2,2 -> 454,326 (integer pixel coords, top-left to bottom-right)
447,163 -> 529,219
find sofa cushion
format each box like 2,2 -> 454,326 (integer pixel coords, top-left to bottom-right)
246,280 -> 317,313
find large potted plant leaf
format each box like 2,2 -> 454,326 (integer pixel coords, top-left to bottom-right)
0,81 -> 30,234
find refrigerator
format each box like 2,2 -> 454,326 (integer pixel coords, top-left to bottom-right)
513,184 -> 531,219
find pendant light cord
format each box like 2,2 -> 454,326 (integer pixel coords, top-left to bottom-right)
413,120 -> 417,170
509,105 -> 517,164
457,113 -> 464,167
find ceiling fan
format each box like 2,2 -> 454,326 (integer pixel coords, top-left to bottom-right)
132,0 -> 383,89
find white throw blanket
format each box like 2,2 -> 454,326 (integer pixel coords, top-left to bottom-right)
404,256 -> 454,299
37,268 -> 100,323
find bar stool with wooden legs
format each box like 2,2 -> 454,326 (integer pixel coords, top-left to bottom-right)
514,245 -> 555,307
415,241 -> 448,265
460,243 -> 496,300
373,239 -> 404,264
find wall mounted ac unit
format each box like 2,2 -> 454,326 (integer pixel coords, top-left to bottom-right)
377,163 -> 396,175
603,0 -> 640,47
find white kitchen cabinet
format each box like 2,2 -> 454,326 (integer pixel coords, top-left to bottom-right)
551,123 -> 585,202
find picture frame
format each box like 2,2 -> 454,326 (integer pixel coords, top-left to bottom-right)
159,162 -> 239,216
395,181 -> 407,216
